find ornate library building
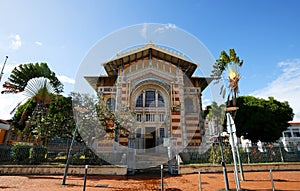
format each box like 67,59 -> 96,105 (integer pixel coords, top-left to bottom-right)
85,42 -> 212,154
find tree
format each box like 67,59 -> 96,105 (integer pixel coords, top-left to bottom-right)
207,102 -> 226,132
40,95 -> 76,141
71,92 -> 107,148
12,94 -> 78,144
22,77 -> 55,145
235,96 -> 294,143
3,62 -> 63,145
211,49 -> 243,106
2,62 -> 63,94
11,98 -> 36,132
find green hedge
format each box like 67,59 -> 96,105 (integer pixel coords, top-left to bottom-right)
9,143 -> 48,164
11,143 -> 31,163
30,145 -> 47,164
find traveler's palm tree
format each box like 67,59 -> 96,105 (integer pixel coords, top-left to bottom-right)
1,62 -> 63,94
22,77 -> 55,145
211,49 -> 243,106
3,63 -> 63,145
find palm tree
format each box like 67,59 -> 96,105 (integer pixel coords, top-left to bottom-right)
211,49 -> 243,106
1,62 -> 63,94
21,77 -> 55,145
3,62 -> 63,145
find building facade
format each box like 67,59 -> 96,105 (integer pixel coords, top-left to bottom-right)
85,42 -> 212,154
281,122 -> 300,151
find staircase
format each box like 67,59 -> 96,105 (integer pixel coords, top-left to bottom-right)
135,151 -> 169,171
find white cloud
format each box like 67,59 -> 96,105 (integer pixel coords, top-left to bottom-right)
57,75 -> 75,84
3,63 -> 17,74
201,98 -> 211,109
35,41 -> 43,46
9,34 -> 22,50
251,59 -> 300,122
154,23 -> 177,33
140,23 -> 148,38
0,93 -> 27,120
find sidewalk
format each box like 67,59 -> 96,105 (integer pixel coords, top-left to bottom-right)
0,171 -> 299,190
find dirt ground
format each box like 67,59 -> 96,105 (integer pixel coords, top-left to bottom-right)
0,171 -> 300,191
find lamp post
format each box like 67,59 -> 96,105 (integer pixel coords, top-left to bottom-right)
62,106 -> 89,185
0,56 -> 8,82
218,133 -> 230,190
209,119 -> 229,191
227,112 -> 241,190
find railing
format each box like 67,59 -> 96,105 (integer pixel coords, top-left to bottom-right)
1,143 -> 299,166
0,143 -> 126,166
180,145 -> 300,164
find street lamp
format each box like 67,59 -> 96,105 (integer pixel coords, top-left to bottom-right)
0,56 -> 8,82
218,133 -> 230,190
62,106 -> 89,185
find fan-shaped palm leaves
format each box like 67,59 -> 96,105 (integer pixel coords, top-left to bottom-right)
20,77 -> 56,145
2,62 -> 63,94
24,77 -> 55,105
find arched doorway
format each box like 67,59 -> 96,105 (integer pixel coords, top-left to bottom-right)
131,83 -> 170,152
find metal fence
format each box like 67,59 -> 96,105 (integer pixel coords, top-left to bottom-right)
181,145 -> 300,164
1,143 -> 299,165
0,143 -> 126,166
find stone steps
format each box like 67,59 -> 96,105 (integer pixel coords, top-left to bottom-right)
135,152 -> 169,169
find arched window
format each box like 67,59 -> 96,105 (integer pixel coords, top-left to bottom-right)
185,98 -> 194,113
106,98 -> 115,111
136,94 -> 143,107
135,90 -> 165,107
158,93 -> 164,107
145,91 -> 155,107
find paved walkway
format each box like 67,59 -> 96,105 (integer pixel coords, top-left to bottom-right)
1,171 -> 300,190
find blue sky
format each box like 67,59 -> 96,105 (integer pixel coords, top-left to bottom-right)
0,0 -> 300,121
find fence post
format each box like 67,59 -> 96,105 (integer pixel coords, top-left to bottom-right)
83,165 -> 88,191
198,171 -> 202,191
279,146 -> 284,162
218,135 -> 230,190
161,164 -> 164,191
270,169 -> 275,191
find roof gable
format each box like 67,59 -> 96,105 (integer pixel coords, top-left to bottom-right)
102,42 -> 198,77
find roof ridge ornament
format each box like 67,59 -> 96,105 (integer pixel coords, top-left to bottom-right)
116,41 -> 184,59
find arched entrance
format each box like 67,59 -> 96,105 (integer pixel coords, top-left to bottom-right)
131,83 -> 170,152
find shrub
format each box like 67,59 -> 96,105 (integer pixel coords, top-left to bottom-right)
11,143 -> 31,163
29,145 -> 47,164
0,146 -> 11,162
209,145 -> 233,164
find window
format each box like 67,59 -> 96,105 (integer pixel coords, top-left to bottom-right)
136,90 -> 165,107
136,128 -> 142,138
145,91 -> 155,107
159,128 -> 165,138
11,133 -> 18,140
136,113 -> 142,122
106,98 -> 115,111
159,113 -> 165,122
284,132 -> 292,137
185,98 -> 194,113
158,94 -> 164,107
136,94 -> 143,107
146,113 -> 155,122
293,131 -> 300,137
